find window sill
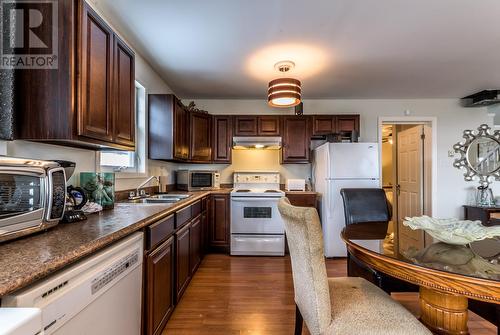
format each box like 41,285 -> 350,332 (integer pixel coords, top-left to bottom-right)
114,171 -> 148,179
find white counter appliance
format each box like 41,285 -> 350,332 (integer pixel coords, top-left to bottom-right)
313,143 -> 380,257
230,171 -> 285,256
286,179 -> 306,191
2,232 -> 144,335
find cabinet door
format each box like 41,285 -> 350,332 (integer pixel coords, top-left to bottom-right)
258,116 -> 281,136
113,36 -> 135,148
78,2 -> 114,142
212,116 -> 232,163
234,116 -> 258,136
282,117 -> 310,163
175,223 -> 191,301
201,196 -> 210,255
145,236 -> 174,335
285,193 -> 317,208
336,115 -> 360,134
312,115 -> 336,136
189,112 -> 212,162
189,215 -> 202,274
173,100 -> 189,160
209,194 -> 230,252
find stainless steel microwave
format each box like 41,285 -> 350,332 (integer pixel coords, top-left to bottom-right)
176,170 -> 220,191
0,157 -> 67,243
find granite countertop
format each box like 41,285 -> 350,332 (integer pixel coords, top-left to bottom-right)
0,190 -> 233,297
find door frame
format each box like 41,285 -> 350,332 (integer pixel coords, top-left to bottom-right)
377,116 -> 437,217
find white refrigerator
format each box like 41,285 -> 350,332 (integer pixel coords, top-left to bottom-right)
313,142 -> 380,257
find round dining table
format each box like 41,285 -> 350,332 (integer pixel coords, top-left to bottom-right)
341,224 -> 500,335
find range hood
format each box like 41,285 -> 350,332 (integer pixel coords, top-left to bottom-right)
232,136 -> 282,150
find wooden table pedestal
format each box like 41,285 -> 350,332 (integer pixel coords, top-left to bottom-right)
419,287 -> 469,335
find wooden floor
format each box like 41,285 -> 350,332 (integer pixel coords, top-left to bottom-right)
163,254 -> 497,335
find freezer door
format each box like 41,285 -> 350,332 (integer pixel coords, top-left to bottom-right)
329,143 -> 379,179
322,179 -> 380,257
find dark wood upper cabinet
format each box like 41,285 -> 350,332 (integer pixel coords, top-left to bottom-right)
336,115 -> 360,134
14,0 -> 135,151
113,36 -> 135,147
174,100 -> 189,160
234,116 -> 281,136
78,2 -> 114,142
212,116 -> 233,163
189,112 -> 212,162
234,116 -> 258,136
258,116 -> 281,136
149,94 -> 189,161
175,223 -> 191,301
145,236 -> 174,335
281,116 -> 311,163
208,194 -> 230,252
312,115 -> 336,136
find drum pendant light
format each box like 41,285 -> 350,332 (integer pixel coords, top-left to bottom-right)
268,61 -> 301,108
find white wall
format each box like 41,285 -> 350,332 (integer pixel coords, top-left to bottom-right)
191,98 -> 494,219
3,0 -> 178,191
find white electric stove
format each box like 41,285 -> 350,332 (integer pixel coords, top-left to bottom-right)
230,171 -> 285,256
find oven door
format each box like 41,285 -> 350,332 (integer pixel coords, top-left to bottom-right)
230,196 -> 284,234
0,171 -> 45,234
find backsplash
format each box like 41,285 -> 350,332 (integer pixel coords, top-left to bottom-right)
176,149 -> 311,185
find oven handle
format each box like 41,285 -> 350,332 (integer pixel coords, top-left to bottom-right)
231,197 -> 282,202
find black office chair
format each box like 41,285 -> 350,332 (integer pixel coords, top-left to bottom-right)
340,188 -> 418,294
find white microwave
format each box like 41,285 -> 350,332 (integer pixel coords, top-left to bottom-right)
176,170 -> 220,191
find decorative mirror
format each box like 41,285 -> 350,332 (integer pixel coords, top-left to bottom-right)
453,124 -> 500,186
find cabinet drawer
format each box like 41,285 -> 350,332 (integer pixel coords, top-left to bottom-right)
191,200 -> 202,217
176,205 -> 192,228
146,214 -> 174,251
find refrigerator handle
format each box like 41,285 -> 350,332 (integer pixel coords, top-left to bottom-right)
324,181 -> 333,222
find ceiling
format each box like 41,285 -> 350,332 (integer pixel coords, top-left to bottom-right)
96,0 -> 500,99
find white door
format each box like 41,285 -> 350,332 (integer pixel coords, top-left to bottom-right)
324,178 -> 380,257
330,143 -> 379,179
397,125 -> 425,252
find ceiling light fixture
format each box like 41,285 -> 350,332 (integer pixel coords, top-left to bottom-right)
268,61 -> 301,108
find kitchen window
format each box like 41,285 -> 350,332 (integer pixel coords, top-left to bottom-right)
100,81 -> 146,176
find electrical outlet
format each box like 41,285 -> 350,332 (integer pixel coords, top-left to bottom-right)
448,150 -> 455,157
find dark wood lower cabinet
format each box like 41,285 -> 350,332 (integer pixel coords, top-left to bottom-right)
175,223 -> 191,301
189,215 -> 202,274
144,195 -> 230,333
145,236 -> 174,335
285,192 -> 318,208
209,194 -> 230,252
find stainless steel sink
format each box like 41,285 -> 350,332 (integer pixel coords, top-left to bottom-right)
126,193 -> 191,204
154,194 -> 191,200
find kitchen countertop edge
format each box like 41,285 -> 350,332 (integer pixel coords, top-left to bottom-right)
0,189 -> 232,297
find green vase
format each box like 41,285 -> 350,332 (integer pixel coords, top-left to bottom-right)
80,172 -> 115,210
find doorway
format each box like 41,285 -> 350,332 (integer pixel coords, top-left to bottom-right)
380,122 -> 433,254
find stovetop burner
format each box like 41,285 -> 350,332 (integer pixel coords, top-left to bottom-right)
235,189 -> 251,193
264,190 -> 280,193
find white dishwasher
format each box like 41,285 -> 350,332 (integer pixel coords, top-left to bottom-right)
2,232 -> 144,335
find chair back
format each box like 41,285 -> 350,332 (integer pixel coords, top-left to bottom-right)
340,188 -> 390,226
278,198 -> 331,335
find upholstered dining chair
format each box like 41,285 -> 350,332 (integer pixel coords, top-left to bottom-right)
278,198 -> 431,335
340,188 -> 418,294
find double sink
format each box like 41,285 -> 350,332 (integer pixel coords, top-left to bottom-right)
128,193 -> 191,204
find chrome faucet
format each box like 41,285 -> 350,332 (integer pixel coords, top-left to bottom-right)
129,176 -> 159,199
